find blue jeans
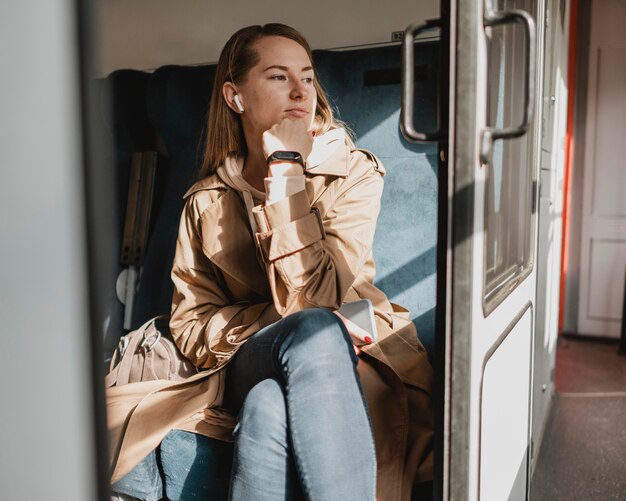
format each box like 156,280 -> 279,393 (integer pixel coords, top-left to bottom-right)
112,308 -> 376,501
224,308 -> 377,501
111,429 -> 233,501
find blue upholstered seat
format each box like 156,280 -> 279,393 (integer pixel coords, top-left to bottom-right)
132,65 -> 216,329
99,69 -> 157,356
315,42 -> 439,356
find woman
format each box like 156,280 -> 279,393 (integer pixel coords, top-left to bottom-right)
108,23 -> 433,501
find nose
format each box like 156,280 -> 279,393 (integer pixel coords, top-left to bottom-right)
290,79 -> 308,101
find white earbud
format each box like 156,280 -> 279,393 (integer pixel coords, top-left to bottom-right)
234,95 -> 244,113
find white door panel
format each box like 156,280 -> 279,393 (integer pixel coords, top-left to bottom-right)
587,241 -> 626,321
479,307 -> 533,501
588,47 -> 626,218
578,0 -> 626,337
468,272 -> 538,500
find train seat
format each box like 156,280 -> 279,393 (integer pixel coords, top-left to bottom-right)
99,69 -> 160,356
131,64 -> 216,329
315,42 -> 439,356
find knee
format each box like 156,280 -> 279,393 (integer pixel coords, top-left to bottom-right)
235,378 -> 287,442
281,308 -> 352,357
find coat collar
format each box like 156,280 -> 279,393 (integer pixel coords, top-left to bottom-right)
306,140 -> 349,177
305,127 -> 349,176
183,129 -> 350,199
183,174 -> 227,199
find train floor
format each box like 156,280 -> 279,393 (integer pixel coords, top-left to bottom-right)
531,336 -> 626,500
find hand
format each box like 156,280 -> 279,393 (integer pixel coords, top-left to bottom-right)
262,117 -> 314,167
268,162 -> 303,177
333,311 -> 374,357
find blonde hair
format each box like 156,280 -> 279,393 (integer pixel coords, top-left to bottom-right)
199,23 -> 350,178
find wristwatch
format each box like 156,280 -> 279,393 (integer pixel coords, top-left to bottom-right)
266,150 -> 306,168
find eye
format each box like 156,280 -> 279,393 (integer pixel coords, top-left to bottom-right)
302,77 -> 314,84
270,74 -> 287,81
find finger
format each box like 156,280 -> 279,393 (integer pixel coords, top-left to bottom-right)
345,318 -> 372,345
283,116 -> 311,132
263,118 -> 314,160
334,312 -> 373,346
278,116 -> 305,128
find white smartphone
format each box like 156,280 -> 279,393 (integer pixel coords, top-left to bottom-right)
336,298 -> 377,345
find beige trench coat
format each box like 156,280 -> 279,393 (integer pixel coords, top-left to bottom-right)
107,140 -> 434,501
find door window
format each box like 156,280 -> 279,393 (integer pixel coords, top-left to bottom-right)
483,0 -> 537,310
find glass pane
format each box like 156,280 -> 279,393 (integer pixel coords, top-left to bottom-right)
484,0 -> 537,305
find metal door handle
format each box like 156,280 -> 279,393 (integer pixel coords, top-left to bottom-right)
480,3 -> 536,164
401,18 -> 446,142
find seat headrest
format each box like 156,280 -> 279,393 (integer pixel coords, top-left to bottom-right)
146,65 -> 216,156
104,69 -> 154,152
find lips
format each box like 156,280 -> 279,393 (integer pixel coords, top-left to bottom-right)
285,108 -> 309,118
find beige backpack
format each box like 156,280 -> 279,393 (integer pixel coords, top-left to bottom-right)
105,315 -> 197,387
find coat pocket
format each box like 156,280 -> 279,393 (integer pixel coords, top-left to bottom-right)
367,309 -> 434,394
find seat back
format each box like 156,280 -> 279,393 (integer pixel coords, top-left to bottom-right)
99,69 -> 157,356
132,65 -> 216,328
315,43 -> 440,356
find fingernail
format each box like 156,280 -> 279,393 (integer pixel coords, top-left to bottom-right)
364,336 -> 373,344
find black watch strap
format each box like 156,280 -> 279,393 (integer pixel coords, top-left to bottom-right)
266,150 -> 305,168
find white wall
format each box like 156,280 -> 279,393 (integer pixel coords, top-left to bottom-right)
97,0 -> 439,76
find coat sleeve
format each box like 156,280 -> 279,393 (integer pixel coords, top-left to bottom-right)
252,150 -> 384,316
170,193 -> 280,370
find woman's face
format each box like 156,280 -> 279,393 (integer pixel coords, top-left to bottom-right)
232,36 -> 318,135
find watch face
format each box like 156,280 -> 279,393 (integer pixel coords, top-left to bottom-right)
268,151 -> 304,165
273,151 -> 300,161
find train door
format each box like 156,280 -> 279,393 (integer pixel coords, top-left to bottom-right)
577,0 -> 626,338
532,0 -> 568,476
445,0 -> 543,499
